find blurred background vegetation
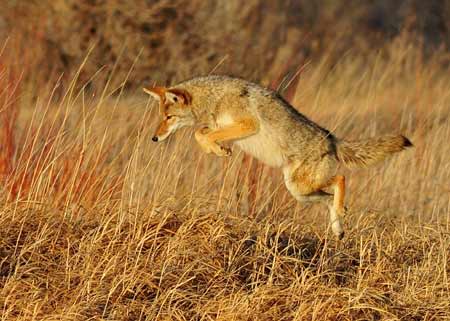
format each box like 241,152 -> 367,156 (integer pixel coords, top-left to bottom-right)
1,0 -> 449,92
1,2 -> 450,319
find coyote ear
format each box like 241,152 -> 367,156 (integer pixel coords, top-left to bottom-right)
165,88 -> 192,105
143,86 -> 166,101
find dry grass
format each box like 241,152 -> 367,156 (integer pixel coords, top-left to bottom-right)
0,38 -> 450,320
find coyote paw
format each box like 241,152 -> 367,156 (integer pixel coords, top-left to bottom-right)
213,144 -> 232,157
196,140 -> 231,157
331,217 -> 344,240
194,127 -> 231,157
329,206 -> 345,239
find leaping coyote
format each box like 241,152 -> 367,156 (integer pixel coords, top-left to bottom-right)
144,75 -> 412,238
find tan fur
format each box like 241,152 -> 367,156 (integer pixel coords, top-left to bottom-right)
337,135 -> 412,168
144,75 -> 413,238
143,87 -> 167,114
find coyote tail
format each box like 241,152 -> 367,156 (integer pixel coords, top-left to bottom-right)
336,134 -> 413,169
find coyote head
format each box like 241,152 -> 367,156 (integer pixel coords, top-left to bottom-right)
143,86 -> 195,142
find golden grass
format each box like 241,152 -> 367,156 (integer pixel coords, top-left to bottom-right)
0,40 -> 449,320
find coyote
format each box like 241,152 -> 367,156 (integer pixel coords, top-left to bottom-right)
144,75 -> 412,238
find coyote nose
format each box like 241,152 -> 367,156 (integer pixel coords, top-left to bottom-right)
152,136 -> 158,142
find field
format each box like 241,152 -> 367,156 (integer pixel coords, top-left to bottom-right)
1,4 -> 450,320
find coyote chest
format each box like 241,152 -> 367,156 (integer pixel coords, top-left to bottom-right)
216,114 -> 286,167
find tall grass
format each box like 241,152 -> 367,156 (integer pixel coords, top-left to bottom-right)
0,38 -> 449,320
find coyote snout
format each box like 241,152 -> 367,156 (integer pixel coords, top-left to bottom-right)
152,115 -> 183,142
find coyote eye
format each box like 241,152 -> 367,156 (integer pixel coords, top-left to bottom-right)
173,97 -> 178,102
166,115 -> 174,120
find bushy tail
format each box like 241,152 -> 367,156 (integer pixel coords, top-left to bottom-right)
336,134 -> 412,169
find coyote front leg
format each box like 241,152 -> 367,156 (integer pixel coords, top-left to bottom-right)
195,127 -> 231,156
195,119 -> 258,157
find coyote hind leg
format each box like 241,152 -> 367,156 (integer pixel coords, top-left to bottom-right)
283,166 -> 345,239
324,175 -> 346,238
331,175 -> 345,215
